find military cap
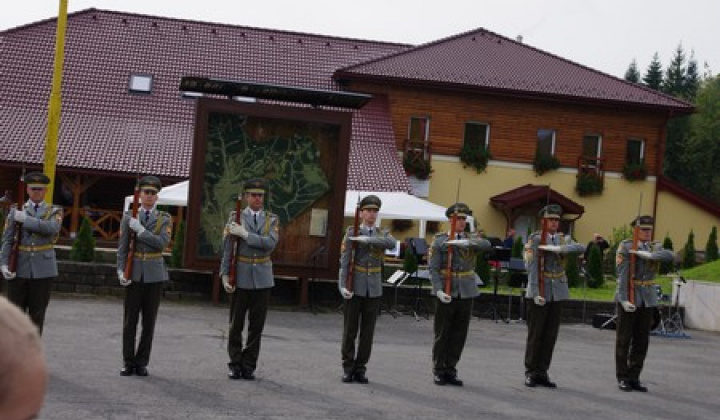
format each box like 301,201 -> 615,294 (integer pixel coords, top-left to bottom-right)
23,172 -> 50,188
539,204 -> 562,219
138,175 -> 162,192
360,195 -> 382,210
243,178 -> 268,194
631,215 -> 654,229
446,202 -> 471,218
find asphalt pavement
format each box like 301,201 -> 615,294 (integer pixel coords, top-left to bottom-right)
37,295 -> 720,420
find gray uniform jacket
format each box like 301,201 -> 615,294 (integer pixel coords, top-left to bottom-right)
116,209 -> 171,283
429,232 -> 491,299
220,208 -> 279,290
338,225 -> 396,298
615,239 -> 674,307
524,232 -> 585,302
0,202 -> 62,279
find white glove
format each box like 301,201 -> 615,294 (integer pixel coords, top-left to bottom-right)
538,245 -> 562,253
533,295 -> 546,306
128,217 -> 146,235
1,265 -> 16,280
228,222 -> 249,239
446,239 -> 470,247
340,287 -> 354,300
117,269 -> 131,286
620,301 -> 637,312
13,209 -> 27,224
222,274 -> 235,293
349,236 -> 371,243
629,250 -> 653,260
436,290 -> 452,303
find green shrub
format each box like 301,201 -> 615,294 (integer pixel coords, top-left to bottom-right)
475,253 -> 491,287
660,234 -> 675,274
586,244 -> 604,288
683,230 -> 696,269
403,248 -> 418,274
532,150 -> 560,176
706,226 -> 718,262
565,254 -> 580,288
171,219 -> 185,268
512,236 -> 524,258
70,217 -> 95,262
576,173 -> 604,196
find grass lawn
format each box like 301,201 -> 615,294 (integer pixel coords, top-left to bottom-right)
388,260 -> 720,303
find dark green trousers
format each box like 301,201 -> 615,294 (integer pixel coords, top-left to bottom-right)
7,277 -> 53,335
615,303 -> 653,381
228,288 -> 271,373
432,298 -> 473,376
123,282 -> 163,367
524,299 -> 562,378
341,296 -> 381,374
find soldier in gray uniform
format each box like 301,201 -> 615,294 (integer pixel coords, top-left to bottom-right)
429,203 -> 490,386
338,195 -> 396,384
1,172 -> 62,334
523,204 -> 584,388
116,176 -> 172,376
221,178 -> 279,381
615,215 -> 674,392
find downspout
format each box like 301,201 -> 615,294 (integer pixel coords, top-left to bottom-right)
653,110 -> 672,240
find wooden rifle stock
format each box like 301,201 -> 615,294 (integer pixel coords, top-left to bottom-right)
8,177 -> 25,273
538,217 -> 549,298
444,213 -> 458,295
629,226 -> 639,304
228,196 -> 243,288
123,183 -> 140,279
346,198 -> 361,292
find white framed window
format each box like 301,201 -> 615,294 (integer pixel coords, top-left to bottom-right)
582,134 -> 602,158
626,138 -> 645,165
537,128 -> 556,156
463,122 -> 490,149
128,74 -> 153,94
408,116 -> 430,143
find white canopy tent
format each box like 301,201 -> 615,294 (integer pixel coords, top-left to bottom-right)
123,182 -> 461,237
345,190 -> 473,238
123,180 -> 189,211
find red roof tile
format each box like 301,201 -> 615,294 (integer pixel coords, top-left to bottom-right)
337,28 -> 693,112
0,9 -> 411,190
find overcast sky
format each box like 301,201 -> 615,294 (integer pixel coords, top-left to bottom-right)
1,0 -> 717,79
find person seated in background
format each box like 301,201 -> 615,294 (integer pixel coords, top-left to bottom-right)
503,228 -> 516,248
0,295 -> 47,420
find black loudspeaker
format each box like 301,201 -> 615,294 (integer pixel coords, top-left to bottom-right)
508,272 -> 527,288
592,313 -> 616,329
405,238 -> 428,256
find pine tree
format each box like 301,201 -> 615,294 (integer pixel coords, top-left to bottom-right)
662,44 -> 686,97
643,53 -> 663,90
403,248 -> 418,275
171,219 -> 185,268
587,244 -> 604,288
684,51 -> 700,101
475,253 -> 491,287
660,234 -> 675,274
565,254 -> 580,288
706,226 -> 718,262
70,217 -> 95,262
624,59 -> 641,83
682,230 -> 696,269
512,236 -> 524,258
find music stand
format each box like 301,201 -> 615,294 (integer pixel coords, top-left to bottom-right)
482,244 -> 511,323
403,238 -> 430,321
506,257 -> 527,323
386,270 -> 410,317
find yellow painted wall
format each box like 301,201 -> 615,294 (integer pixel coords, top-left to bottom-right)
426,159 -> 719,248
656,191 -> 720,250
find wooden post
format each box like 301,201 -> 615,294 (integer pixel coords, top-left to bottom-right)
299,277 -> 309,306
